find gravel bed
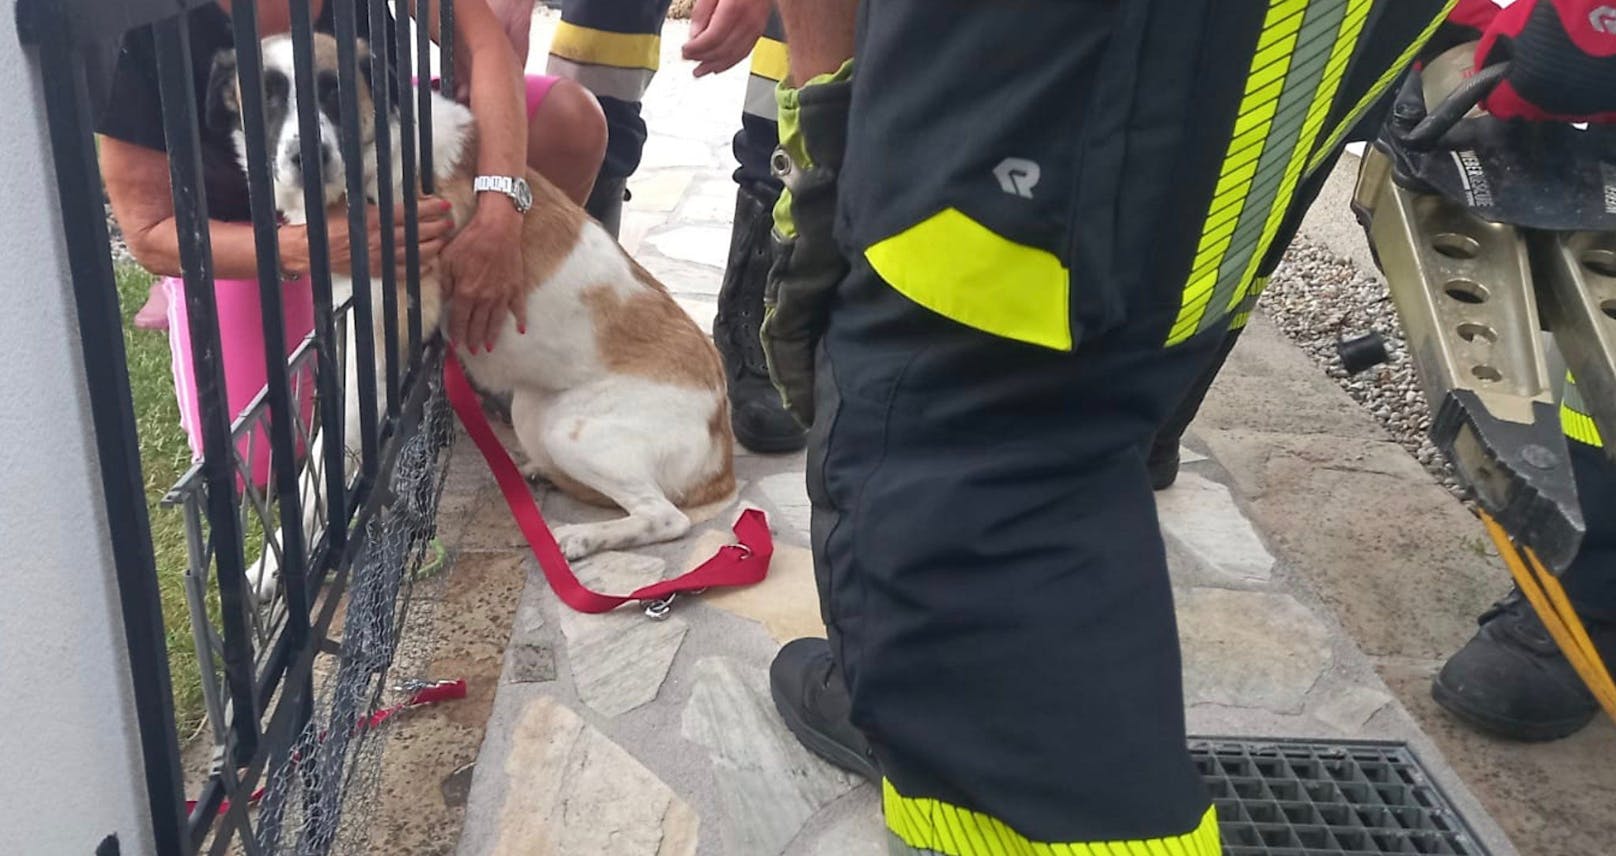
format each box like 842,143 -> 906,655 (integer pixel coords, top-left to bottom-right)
1260,235 -> 1470,500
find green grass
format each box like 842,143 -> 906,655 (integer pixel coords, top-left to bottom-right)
115,263 -> 209,737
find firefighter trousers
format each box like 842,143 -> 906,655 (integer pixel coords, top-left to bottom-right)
807,260 -> 1228,850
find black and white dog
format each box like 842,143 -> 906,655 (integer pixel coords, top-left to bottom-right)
208,34 -> 735,598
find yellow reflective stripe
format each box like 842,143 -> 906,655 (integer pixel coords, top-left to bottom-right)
883,780 -> 1220,856
749,36 -> 789,83
865,208 -> 1072,351
1227,0 -> 1373,315
549,21 -> 661,71
1305,1 -> 1458,175
1229,275 -> 1270,330
546,56 -> 655,102
1167,0 -> 1309,345
1563,405 -> 1604,448
1562,371 -> 1605,448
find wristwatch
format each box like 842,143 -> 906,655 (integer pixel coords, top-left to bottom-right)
473,175 -> 534,214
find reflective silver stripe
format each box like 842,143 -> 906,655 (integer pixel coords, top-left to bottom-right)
744,73 -> 778,121
544,55 -> 655,103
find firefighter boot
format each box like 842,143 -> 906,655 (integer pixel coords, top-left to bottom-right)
1432,591 -> 1616,741
715,185 -> 807,453
586,175 -> 628,240
770,638 -> 880,784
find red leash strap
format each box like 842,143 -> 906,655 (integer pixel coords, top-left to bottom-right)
185,679 -> 466,815
364,679 -> 468,731
444,353 -> 772,614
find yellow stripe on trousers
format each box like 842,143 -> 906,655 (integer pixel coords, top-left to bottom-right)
1563,371 -> 1605,448
750,36 -> 789,83
548,21 -> 661,71
1167,0 -> 1372,345
883,780 -> 1221,856
1306,1 -> 1458,175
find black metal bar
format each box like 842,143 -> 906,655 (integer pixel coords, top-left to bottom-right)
333,0 -> 381,481
416,0 -> 435,196
289,0 -> 349,562
153,16 -> 261,766
394,4 -> 425,361
228,0 -> 311,646
30,8 -> 188,853
369,0 -> 401,422
439,0 -> 456,101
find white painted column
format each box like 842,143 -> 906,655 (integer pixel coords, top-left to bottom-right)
0,6 -> 156,854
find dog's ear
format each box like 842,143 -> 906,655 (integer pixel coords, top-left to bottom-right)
205,49 -> 240,133
355,38 -> 398,110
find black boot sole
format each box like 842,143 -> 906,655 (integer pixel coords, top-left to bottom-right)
733,419 -> 808,455
1430,675 -> 1595,742
769,673 -> 881,785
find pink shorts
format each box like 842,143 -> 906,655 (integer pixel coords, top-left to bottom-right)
167,74 -> 561,488
426,73 -> 561,116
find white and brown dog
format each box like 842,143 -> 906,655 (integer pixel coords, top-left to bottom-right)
208,34 -> 734,596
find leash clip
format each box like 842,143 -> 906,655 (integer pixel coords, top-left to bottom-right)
643,595 -> 677,621
642,586 -> 712,621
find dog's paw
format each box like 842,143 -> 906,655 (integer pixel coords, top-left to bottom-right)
553,525 -> 602,561
519,462 -> 551,484
247,565 -> 281,605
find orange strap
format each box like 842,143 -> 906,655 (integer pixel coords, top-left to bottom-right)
1478,510 -> 1616,723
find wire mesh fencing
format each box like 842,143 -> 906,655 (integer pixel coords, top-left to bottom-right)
21,0 -> 464,851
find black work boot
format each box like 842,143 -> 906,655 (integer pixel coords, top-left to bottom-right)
715,186 -> 808,453
1146,434 -> 1181,492
770,638 -> 880,784
585,176 -> 628,240
1432,591 -> 1615,741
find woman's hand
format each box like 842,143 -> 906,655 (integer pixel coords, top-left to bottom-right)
279,197 -> 455,281
440,196 -> 527,353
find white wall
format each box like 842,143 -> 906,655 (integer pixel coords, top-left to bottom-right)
0,6 -> 157,855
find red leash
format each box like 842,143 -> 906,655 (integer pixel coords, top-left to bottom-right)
443,353 -> 772,614
186,679 -> 467,816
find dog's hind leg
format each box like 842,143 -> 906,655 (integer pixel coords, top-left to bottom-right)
514,400 -> 691,559
551,485 -> 690,560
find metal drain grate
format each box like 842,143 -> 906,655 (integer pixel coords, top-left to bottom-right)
1190,738 -> 1491,856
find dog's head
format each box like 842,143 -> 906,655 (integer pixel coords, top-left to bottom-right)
207,33 -> 381,222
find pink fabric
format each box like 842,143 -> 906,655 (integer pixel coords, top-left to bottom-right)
165,275 -> 317,490
524,74 -> 560,118
422,73 -> 561,118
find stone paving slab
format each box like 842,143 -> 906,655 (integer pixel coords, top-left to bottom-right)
446,12 -> 1530,856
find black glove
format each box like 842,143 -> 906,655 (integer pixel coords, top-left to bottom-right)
759,62 -> 853,428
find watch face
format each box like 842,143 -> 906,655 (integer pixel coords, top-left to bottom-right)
515,178 -> 533,211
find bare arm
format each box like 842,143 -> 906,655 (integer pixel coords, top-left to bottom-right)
102,135 -> 290,280
412,0 -> 527,183
412,0 -> 532,351
99,136 -> 449,282
775,0 -> 857,84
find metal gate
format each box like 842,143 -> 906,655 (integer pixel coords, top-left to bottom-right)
18,0 -> 460,851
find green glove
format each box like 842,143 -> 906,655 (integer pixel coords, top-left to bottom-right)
760,61 -> 854,428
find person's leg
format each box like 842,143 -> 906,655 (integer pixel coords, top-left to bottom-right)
1433,375 -> 1616,740
713,12 -> 803,453
1144,148 -> 1345,491
522,74 -> 607,206
546,0 -> 673,235
134,279 -> 169,331
793,261 -> 1223,848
